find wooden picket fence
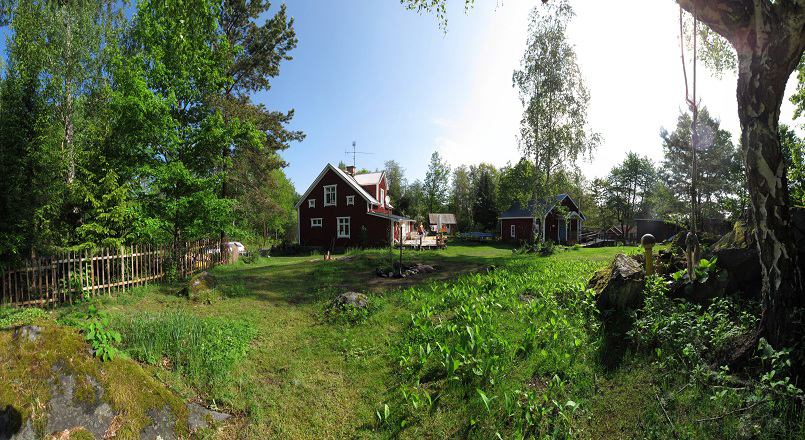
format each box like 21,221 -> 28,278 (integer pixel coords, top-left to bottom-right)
0,239 -> 234,308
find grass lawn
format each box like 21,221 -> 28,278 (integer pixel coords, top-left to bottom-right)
28,241 -> 797,439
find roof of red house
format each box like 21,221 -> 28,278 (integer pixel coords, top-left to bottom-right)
353,172 -> 384,186
498,194 -> 586,221
294,163 -> 381,209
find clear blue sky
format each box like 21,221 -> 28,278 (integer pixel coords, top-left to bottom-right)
261,0 -> 506,192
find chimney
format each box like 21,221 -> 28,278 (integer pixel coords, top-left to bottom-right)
346,165 -> 356,175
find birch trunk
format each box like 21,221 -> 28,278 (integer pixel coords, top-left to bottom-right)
676,0 -> 805,348
736,42 -> 803,346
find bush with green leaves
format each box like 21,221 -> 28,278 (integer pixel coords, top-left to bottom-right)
84,301 -> 122,361
629,275 -> 757,371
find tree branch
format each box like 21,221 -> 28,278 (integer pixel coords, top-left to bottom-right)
676,0 -> 754,42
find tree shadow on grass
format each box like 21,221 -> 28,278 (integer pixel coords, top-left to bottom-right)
597,310 -> 632,371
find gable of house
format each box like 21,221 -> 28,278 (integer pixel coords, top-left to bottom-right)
498,194 -> 585,221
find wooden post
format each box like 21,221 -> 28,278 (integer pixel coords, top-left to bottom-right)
148,244 -> 153,283
50,256 -> 57,307
121,246 -> 126,294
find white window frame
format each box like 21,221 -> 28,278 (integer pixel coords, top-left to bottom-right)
380,188 -> 385,206
308,199 -> 315,208
337,217 -> 351,238
311,218 -> 322,227
324,185 -> 337,206
346,195 -> 355,205
510,224 -> 516,238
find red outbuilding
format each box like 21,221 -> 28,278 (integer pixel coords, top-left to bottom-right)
295,164 -> 414,248
498,194 -> 585,245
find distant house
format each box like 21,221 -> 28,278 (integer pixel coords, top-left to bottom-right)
428,213 -> 457,234
498,194 -> 585,244
295,164 -> 414,248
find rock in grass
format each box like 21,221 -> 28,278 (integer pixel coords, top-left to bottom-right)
329,292 -> 368,311
187,403 -> 230,431
13,326 -> 42,343
588,254 -> 645,312
179,272 -> 217,301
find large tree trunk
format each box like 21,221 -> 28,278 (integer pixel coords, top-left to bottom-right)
676,0 -> 805,350
735,42 -> 803,347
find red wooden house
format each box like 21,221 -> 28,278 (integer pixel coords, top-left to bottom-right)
295,164 -> 414,248
498,194 -> 585,244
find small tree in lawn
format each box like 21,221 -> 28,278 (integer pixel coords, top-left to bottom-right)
424,151 -> 450,214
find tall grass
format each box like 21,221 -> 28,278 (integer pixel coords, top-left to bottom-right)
114,310 -> 256,390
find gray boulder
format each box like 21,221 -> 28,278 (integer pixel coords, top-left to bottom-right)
329,292 -> 368,311
588,254 -> 645,311
46,374 -> 115,440
711,221 -> 761,298
180,272 -> 217,301
187,403 -> 230,431
13,326 -> 42,343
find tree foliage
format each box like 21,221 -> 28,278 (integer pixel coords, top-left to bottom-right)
424,151 -> 450,214
512,0 -> 599,203
604,152 -> 657,237
0,0 -> 301,271
660,108 -> 744,223
450,165 -> 473,232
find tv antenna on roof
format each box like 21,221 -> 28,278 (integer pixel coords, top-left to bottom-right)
345,141 -> 373,168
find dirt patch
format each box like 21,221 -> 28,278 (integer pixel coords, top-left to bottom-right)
338,262 -> 488,293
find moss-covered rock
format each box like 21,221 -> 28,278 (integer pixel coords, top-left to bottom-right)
588,254 -> 645,312
710,221 -> 761,298
0,322 -> 190,440
179,271 -> 218,303
711,221 -> 756,252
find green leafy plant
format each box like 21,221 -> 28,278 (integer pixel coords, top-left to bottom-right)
60,263 -> 92,301
672,257 -> 728,287
0,306 -> 47,328
84,301 -> 121,361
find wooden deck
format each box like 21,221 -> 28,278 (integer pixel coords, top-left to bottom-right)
400,236 -> 444,250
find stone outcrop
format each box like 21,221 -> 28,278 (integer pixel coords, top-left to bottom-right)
376,263 -> 437,278
588,254 -> 645,312
710,221 -> 761,298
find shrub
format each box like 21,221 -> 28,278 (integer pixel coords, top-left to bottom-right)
629,275 -> 757,372
84,301 -> 122,361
